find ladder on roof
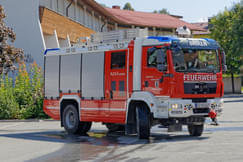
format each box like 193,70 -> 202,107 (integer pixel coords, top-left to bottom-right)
77,28 -> 148,45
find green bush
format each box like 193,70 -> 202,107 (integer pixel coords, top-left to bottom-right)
0,77 -> 19,119
0,63 -> 48,119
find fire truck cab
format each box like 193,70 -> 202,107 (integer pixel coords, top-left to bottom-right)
44,29 -> 225,139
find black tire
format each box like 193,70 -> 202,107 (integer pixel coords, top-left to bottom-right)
106,123 -> 125,132
63,104 -> 92,134
79,121 -> 92,134
188,124 -> 204,136
136,104 -> 150,139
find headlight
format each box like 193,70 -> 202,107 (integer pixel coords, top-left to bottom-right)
171,104 -> 182,109
172,104 -> 178,109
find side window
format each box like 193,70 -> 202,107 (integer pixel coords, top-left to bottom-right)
119,81 -> 125,91
111,51 -> 126,69
111,81 -> 116,91
147,48 -> 167,70
147,48 -> 157,68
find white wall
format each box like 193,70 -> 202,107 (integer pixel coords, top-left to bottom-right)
223,77 -> 242,94
1,0 -> 108,67
1,0 -> 46,67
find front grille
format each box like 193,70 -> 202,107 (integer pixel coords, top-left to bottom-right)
193,108 -> 210,114
184,83 -> 217,94
192,98 -> 207,103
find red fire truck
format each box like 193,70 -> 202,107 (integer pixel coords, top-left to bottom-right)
43,29 -> 226,139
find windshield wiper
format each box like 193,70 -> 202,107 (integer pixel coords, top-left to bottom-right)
207,69 -> 217,74
186,69 -> 198,73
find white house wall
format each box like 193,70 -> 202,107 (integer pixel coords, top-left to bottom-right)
1,0 -> 108,68
1,0 -> 46,67
57,0 -> 65,15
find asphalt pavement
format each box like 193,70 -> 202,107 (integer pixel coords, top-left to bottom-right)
0,95 -> 243,162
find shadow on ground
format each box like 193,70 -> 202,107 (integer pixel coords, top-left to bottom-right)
2,125 -> 243,161
0,129 -> 206,162
0,129 -> 208,145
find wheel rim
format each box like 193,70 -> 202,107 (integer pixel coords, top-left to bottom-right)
66,110 -> 76,129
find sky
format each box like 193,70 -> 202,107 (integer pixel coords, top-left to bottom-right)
95,0 -> 240,23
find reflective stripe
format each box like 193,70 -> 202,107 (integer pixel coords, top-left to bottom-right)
46,106 -> 59,110
80,108 -> 126,111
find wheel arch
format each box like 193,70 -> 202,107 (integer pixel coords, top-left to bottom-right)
126,100 -> 150,123
60,95 -> 80,127
126,91 -> 156,121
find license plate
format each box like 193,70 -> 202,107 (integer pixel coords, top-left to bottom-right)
195,103 -> 208,108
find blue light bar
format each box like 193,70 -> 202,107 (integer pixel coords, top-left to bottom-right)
148,36 -> 219,50
44,48 -> 60,55
147,36 -> 178,43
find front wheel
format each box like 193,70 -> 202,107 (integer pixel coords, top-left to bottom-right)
136,104 -> 150,139
63,104 -> 92,134
187,124 -> 204,136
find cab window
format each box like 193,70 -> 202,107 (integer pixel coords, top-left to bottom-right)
147,48 -> 167,70
111,51 -> 126,69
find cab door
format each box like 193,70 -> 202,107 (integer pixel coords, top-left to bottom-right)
141,46 -> 170,96
104,50 -> 127,123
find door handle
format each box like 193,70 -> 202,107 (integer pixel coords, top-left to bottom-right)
160,73 -> 173,83
110,90 -> 113,99
160,76 -> 164,83
145,81 -> 149,87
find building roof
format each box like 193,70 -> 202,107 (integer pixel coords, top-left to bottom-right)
192,22 -> 209,30
192,22 -> 210,35
105,8 -> 205,31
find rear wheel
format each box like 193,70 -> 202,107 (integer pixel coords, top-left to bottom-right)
63,104 -> 92,134
79,121 -> 92,134
187,124 -> 204,136
136,104 -> 150,139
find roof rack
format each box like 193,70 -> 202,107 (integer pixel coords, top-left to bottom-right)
90,28 -> 148,43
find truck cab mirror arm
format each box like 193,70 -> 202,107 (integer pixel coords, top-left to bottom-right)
220,49 -> 227,72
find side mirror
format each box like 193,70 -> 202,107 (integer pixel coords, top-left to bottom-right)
223,65 -> 227,72
156,49 -> 167,72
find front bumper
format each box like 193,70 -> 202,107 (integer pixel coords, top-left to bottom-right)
155,97 -> 223,118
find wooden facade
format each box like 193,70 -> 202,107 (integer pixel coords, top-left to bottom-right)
40,7 -> 95,43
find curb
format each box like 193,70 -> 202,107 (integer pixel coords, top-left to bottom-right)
224,94 -> 243,98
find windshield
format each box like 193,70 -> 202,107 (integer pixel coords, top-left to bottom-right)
172,49 -> 220,73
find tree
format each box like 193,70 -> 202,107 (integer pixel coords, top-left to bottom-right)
210,1 -> 243,93
153,8 -> 170,14
0,5 -> 23,74
123,2 -> 134,11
